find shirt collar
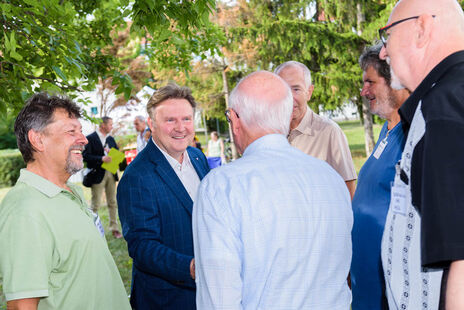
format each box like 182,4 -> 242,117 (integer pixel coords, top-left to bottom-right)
243,134 -> 289,157
151,137 -> 191,170
97,128 -> 109,142
292,107 -> 314,136
17,169 -> 70,198
399,50 -> 464,130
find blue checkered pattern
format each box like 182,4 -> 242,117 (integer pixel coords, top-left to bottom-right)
117,140 -> 210,310
193,134 -> 353,309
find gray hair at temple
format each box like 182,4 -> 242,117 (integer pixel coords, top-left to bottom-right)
14,92 -> 82,163
135,115 -> 145,122
274,61 -> 312,88
229,71 -> 293,135
359,43 -> 391,86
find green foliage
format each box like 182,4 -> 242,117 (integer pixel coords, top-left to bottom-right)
0,0 -> 128,113
0,112 -> 16,149
0,149 -> 25,188
130,0 -> 225,70
0,0 -> 224,114
226,11 -> 367,111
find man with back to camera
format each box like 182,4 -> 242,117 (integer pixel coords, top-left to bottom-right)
0,92 -> 130,310
117,83 -> 210,309
83,116 -> 123,238
379,0 -> 464,308
350,43 -> 410,310
193,71 -> 353,309
275,61 -> 357,198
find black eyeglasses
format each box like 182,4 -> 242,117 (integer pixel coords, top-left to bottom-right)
378,15 -> 436,47
224,109 -> 239,123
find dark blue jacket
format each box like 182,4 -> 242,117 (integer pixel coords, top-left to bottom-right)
117,139 -> 210,310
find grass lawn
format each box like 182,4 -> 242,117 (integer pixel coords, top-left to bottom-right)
0,119 -> 381,308
339,120 -> 383,173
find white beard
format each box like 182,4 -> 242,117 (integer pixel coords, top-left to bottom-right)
386,57 -> 407,90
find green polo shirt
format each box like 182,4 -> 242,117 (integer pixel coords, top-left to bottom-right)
0,169 -> 131,310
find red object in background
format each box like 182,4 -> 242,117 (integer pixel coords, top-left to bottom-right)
125,149 -> 137,165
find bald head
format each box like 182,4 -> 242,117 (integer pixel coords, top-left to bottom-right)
229,71 -> 293,136
380,0 -> 464,91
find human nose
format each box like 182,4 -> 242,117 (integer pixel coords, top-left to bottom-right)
360,84 -> 369,97
79,132 -> 88,145
379,45 -> 388,60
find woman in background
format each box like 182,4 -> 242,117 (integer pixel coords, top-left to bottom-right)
206,131 -> 225,169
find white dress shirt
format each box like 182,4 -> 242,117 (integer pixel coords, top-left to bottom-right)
193,134 -> 353,310
152,138 -> 200,202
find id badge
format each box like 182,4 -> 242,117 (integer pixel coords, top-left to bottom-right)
390,182 -> 407,216
373,139 -> 388,159
89,209 -> 105,237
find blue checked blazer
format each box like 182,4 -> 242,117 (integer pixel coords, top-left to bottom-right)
117,139 -> 210,310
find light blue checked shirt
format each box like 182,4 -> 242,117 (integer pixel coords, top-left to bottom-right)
193,134 -> 353,310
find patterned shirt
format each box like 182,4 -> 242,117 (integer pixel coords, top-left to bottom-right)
193,134 -> 352,309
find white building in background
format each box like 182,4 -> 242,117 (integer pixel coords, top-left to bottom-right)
319,102 -> 359,122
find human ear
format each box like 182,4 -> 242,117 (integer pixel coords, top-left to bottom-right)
307,84 -> 315,101
28,129 -> 45,153
416,14 -> 433,48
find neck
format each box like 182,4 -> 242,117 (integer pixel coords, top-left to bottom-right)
27,161 -> 70,190
386,111 -> 401,130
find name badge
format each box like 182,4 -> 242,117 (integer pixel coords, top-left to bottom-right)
373,139 -> 388,159
89,209 -> 105,237
391,183 -> 407,216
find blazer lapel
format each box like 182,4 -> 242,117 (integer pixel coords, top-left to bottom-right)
187,147 -> 207,180
147,141 -> 194,215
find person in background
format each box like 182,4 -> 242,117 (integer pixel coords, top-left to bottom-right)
350,43 -> 410,310
83,116 -> 122,238
117,83 -> 210,310
275,61 -> 357,198
0,92 -> 130,310
133,115 -> 150,154
193,71 -> 352,309
379,0 -> 464,308
190,135 -> 202,151
206,131 -> 225,168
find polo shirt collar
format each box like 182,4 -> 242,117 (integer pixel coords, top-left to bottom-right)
293,107 -> 314,136
18,169 -> 68,198
399,50 -> 464,130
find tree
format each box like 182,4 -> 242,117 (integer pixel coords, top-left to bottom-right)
0,0 -> 223,114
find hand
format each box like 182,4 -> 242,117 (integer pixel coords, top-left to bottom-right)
190,258 -> 195,280
102,156 -> 112,163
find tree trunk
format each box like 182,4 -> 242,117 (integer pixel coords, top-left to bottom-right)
356,3 -> 364,36
361,97 -> 375,156
222,64 -> 238,160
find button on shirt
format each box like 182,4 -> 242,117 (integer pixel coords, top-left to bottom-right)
153,138 -> 200,201
193,134 -> 353,310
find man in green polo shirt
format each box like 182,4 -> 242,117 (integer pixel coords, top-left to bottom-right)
0,93 -> 131,310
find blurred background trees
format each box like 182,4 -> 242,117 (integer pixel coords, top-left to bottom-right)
3,0 -> 464,155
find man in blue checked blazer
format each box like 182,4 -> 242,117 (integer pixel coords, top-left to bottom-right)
117,83 -> 210,310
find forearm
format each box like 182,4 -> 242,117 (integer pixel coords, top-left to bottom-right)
7,298 -> 39,310
345,180 -> 356,200
446,260 -> 464,309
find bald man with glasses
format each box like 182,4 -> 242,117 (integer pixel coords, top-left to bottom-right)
379,0 -> 464,309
